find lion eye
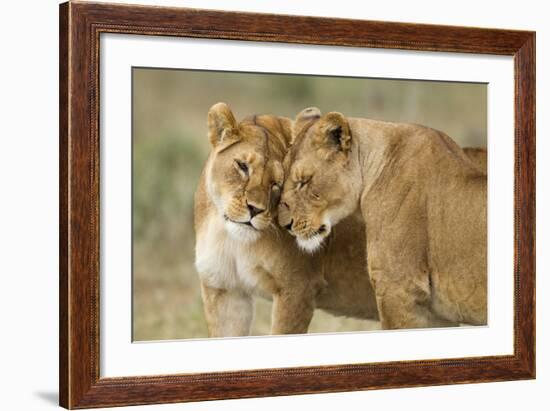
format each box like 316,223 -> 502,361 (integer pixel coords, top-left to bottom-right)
296,177 -> 311,189
235,160 -> 249,175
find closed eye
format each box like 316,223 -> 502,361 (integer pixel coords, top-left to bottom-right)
235,160 -> 249,176
296,177 -> 311,189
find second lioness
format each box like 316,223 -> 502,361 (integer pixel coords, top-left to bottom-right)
194,103 -> 378,337
279,108 -> 487,330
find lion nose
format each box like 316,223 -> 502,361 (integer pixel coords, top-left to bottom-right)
247,202 -> 265,218
284,219 -> 294,231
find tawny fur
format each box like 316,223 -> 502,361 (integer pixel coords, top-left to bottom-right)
194,103 -> 379,337
280,108 -> 487,330
463,147 -> 487,173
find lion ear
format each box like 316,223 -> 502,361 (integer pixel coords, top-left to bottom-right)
319,112 -> 351,153
292,107 -> 321,142
207,102 -> 238,147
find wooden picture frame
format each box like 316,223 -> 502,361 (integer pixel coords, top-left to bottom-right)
59,1 -> 535,408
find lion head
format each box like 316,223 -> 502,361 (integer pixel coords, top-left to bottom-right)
278,108 -> 360,253
205,102 -> 292,242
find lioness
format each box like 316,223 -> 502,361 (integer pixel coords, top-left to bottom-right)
194,103 -> 379,337
279,108 -> 487,329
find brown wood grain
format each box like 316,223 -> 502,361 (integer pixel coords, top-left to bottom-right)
59,1 -> 536,409
59,2 -> 69,407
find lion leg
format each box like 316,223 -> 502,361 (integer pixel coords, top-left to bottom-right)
271,289 -> 316,335
370,271 -> 457,329
363,186 -> 459,330
200,282 -> 254,337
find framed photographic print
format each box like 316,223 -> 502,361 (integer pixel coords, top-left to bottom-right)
59,1 -> 535,409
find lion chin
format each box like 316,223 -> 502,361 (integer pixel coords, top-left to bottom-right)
224,219 -> 261,243
296,234 -> 325,253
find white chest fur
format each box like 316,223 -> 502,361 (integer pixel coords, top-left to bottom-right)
195,214 -> 260,294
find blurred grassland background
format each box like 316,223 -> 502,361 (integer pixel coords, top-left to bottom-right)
132,67 -> 487,341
